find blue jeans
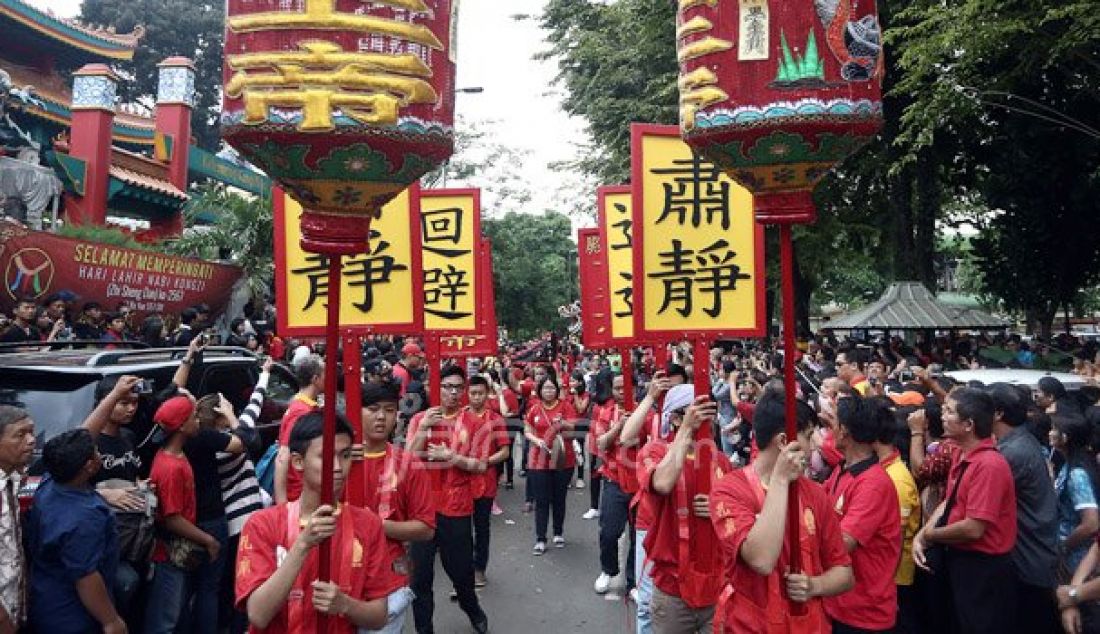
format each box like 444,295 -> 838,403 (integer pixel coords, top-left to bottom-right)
194,516 -> 229,632
143,562 -> 194,634
635,528 -> 653,634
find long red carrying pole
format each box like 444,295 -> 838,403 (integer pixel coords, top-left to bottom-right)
779,225 -> 804,584
319,256 -> 342,634
620,347 -> 635,410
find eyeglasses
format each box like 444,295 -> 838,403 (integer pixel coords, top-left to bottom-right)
441,384 -> 465,392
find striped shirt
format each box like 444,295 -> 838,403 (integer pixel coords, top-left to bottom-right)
218,373 -> 270,537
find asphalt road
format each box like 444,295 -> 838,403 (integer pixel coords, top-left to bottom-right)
414,475 -> 635,633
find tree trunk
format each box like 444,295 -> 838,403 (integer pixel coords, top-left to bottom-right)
792,246 -> 813,337
889,165 -> 917,280
914,151 -> 939,288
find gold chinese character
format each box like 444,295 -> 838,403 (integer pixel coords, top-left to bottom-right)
228,0 -> 442,51
585,235 -> 602,255
226,41 -> 438,131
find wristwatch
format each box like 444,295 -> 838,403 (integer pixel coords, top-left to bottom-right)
1069,585 -> 1080,605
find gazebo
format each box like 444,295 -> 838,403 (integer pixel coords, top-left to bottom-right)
825,282 -> 1009,332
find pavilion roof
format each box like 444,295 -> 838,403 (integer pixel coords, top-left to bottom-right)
826,282 -> 1009,331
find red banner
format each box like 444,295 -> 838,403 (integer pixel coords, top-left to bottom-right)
0,220 -> 241,320
577,227 -> 613,349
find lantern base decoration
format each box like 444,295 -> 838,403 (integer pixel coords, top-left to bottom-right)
299,208 -> 376,256
753,190 -> 816,225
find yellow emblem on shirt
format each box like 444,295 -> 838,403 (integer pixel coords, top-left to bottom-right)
804,508 -> 817,536
353,539 -> 363,567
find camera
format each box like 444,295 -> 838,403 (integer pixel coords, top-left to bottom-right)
132,379 -> 154,395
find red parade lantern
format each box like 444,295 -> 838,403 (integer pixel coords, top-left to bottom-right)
223,0 -> 457,255
222,3 -> 456,620
676,0 -> 884,590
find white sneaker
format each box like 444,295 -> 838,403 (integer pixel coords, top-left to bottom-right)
532,541 -> 547,556
594,573 -> 612,594
628,588 -> 640,604
552,535 -> 566,548
575,479 -> 586,489
582,508 -> 600,520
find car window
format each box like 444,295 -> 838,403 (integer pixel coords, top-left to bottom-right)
267,364 -> 298,402
0,370 -> 99,459
197,363 -> 258,412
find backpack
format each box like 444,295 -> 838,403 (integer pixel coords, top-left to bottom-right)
98,480 -> 157,565
255,443 -> 279,496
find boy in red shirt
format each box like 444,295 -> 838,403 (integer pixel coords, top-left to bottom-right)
353,381 -> 436,633
235,413 -> 392,633
823,397 -> 902,633
710,391 -> 853,634
466,375 -> 511,587
404,365 -> 489,634
144,396 -> 222,634
274,356 -> 323,504
637,385 -> 734,632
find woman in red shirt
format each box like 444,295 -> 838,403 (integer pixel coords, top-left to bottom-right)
524,372 -> 579,555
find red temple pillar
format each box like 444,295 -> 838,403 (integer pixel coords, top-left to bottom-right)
148,56 -> 195,239
66,64 -> 118,227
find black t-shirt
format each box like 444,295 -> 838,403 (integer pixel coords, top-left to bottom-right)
184,429 -> 233,522
0,323 -> 40,343
93,428 -> 141,483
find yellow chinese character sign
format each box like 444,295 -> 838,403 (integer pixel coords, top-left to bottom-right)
631,124 -> 765,339
598,186 -> 635,343
275,186 -> 424,336
419,189 -> 481,334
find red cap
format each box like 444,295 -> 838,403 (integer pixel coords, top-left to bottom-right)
402,342 -> 423,357
154,396 -> 195,433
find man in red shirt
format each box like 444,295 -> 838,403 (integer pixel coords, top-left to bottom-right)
912,387 -> 1018,632
235,413 -> 392,633
466,375 -> 510,587
591,373 -> 632,595
823,396 -> 901,633
144,396 -> 222,634
404,365 -> 489,634
637,385 -> 735,631
391,343 -> 423,398
710,390 -> 853,633
274,355 -> 323,504
353,381 -> 436,633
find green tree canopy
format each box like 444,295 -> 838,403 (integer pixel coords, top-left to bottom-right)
80,0 -> 224,150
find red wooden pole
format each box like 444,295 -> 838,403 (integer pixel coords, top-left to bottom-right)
620,347 -> 635,410
344,335 -> 364,507
779,225 -> 804,583
319,256 -> 342,633
427,334 -> 442,407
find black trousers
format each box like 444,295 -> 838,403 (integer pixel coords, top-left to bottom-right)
529,468 -> 571,542
1009,579 -> 1058,634
945,549 -> 1017,633
410,513 -> 486,633
473,496 -> 493,573
831,622 -> 890,634
599,479 -> 634,587
590,456 -> 603,510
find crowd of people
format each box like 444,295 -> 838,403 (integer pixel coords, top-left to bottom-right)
5,306 -> 1100,633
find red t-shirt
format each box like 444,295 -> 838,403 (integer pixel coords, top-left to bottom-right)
404,410 -> 477,517
278,396 -> 319,502
639,437 -> 734,608
629,412 -> 670,530
945,438 -> 1017,555
150,451 -> 196,563
467,408 -> 510,500
357,445 -> 436,590
823,457 -> 902,630
391,363 -> 412,397
235,504 -> 393,634
589,402 -> 622,480
487,389 -> 520,420
710,470 -> 849,634
525,400 -> 579,471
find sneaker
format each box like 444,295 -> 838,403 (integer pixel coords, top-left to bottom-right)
552,535 -> 566,548
472,614 -> 490,634
594,572 -> 612,594
532,541 -> 547,556
505,481 -> 514,490
491,501 -> 503,516
523,501 -> 533,514
628,588 -> 640,604
475,570 -> 488,588
575,479 -> 586,489
582,508 -> 600,520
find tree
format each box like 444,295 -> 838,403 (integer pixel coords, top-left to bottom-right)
169,184 -> 274,302
80,0 -> 224,150
483,211 -> 577,340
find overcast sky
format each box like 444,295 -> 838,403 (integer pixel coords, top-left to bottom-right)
28,0 -> 589,215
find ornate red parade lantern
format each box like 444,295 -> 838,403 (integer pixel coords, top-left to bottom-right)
675,0 -> 884,588
223,0 -> 457,255
221,2 -> 456,617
